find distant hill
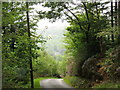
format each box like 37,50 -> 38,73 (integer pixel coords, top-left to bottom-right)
44,24 -> 67,57
36,20 -> 69,60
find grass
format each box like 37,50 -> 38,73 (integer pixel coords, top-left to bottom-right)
64,76 -> 120,88
63,76 -> 89,88
92,81 -> 120,88
63,76 -> 72,86
34,77 -> 60,88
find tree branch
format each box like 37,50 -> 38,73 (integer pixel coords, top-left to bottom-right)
63,4 -> 84,30
82,2 -> 90,32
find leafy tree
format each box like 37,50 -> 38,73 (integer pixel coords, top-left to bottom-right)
2,2 -> 45,88
33,50 -> 58,77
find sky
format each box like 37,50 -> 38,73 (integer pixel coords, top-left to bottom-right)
36,19 -> 69,36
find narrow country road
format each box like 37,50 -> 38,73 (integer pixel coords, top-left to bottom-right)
40,79 -> 76,90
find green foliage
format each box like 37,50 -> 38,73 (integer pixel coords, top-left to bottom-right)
92,81 -> 120,88
38,2 -> 65,22
98,46 -> 120,80
62,1 -> 110,77
64,30 -> 87,61
2,2 -> 45,88
57,57 -> 67,76
97,26 -> 120,47
33,51 -> 58,77
2,1 -> 120,88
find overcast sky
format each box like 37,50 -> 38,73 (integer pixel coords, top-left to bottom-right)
36,19 -> 69,35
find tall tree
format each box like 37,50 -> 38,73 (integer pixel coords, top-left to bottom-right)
26,2 -> 34,88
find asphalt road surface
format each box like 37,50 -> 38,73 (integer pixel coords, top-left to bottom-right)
40,79 -> 76,90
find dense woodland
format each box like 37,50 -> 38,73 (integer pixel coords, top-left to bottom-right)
2,1 -> 120,88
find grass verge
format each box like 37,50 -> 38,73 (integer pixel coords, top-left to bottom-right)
92,81 -> 120,88
63,76 -> 89,88
64,76 -> 120,88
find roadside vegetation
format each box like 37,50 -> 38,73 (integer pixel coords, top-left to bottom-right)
92,81 -> 120,88
64,76 -> 90,88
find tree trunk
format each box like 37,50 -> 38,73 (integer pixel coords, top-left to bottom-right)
83,2 -> 90,44
111,1 -> 114,42
26,2 -> 34,88
115,0 -> 118,26
10,25 -> 15,52
10,3 -> 15,52
118,1 -> 120,44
